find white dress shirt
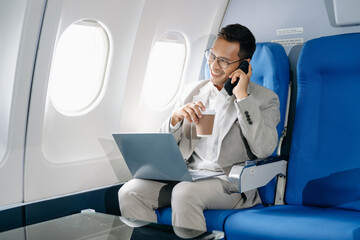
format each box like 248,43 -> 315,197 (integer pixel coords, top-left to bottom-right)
170,82 -> 244,172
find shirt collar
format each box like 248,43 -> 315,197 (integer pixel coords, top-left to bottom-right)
208,82 -> 234,101
199,80 -> 241,101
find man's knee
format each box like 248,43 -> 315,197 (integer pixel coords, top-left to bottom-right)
171,182 -> 207,231
118,179 -> 143,208
171,182 -> 199,207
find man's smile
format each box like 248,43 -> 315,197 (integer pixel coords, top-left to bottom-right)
210,69 -> 223,77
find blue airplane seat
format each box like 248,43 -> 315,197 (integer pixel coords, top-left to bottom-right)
224,33 -> 360,240
156,42 -> 290,232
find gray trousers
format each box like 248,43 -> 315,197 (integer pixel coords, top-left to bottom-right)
118,178 -> 261,231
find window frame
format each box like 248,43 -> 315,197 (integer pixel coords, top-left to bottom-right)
48,19 -> 111,116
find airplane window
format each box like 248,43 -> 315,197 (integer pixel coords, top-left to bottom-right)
49,20 -> 109,114
142,32 -> 186,109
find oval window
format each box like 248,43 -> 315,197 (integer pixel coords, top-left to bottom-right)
49,20 -> 110,114
142,32 -> 187,109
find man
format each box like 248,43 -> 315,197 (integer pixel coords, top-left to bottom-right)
118,24 -> 280,233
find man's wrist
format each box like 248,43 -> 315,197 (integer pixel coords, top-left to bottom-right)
171,115 -> 182,127
170,117 -> 183,132
235,91 -> 249,101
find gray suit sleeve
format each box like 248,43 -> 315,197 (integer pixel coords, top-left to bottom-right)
159,116 -> 183,143
234,92 -> 280,158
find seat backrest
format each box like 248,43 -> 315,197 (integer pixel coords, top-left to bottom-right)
205,42 -> 290,205
250,42 -> 289,146
285,33 -> 360,211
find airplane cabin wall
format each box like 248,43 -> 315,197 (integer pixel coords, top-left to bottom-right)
118,0 -> 229,132
0,0 -> 46,209
24,0 -> 229,203
24,0 -> 144,202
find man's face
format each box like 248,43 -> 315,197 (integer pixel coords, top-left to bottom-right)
208,38 -> 241,90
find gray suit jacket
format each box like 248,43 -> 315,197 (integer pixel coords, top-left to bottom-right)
160,79 -> 280,176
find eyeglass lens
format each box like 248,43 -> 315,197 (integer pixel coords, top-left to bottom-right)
205,50 -> 229,69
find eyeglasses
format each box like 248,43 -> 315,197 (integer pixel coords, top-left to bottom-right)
204,50 -> 243,69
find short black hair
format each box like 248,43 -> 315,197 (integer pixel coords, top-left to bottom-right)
217,23 -> 256,59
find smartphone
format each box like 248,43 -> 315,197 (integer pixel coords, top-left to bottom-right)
224,61 -> 249,96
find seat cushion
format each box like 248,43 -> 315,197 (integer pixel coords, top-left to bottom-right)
224,205 -> 360,240
156,205 -> 263,232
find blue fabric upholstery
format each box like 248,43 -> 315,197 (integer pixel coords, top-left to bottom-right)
250,43 -> 289,205
156,204 -> 264,232
224,33 -> 360,239
225,205 -> 360,240
156,42 -> 290,231
250,43 -> 289,146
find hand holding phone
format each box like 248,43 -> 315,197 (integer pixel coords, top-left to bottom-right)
224,61 -> 249,96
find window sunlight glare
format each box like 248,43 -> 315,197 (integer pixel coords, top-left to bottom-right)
143,39 -> 186,109
49,21 -> 109,114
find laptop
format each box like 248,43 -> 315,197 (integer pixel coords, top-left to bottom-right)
112,133 -> 224,182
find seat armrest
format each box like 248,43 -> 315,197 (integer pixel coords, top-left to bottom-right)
228,156 -> 288,193
244,155 -> 289,166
